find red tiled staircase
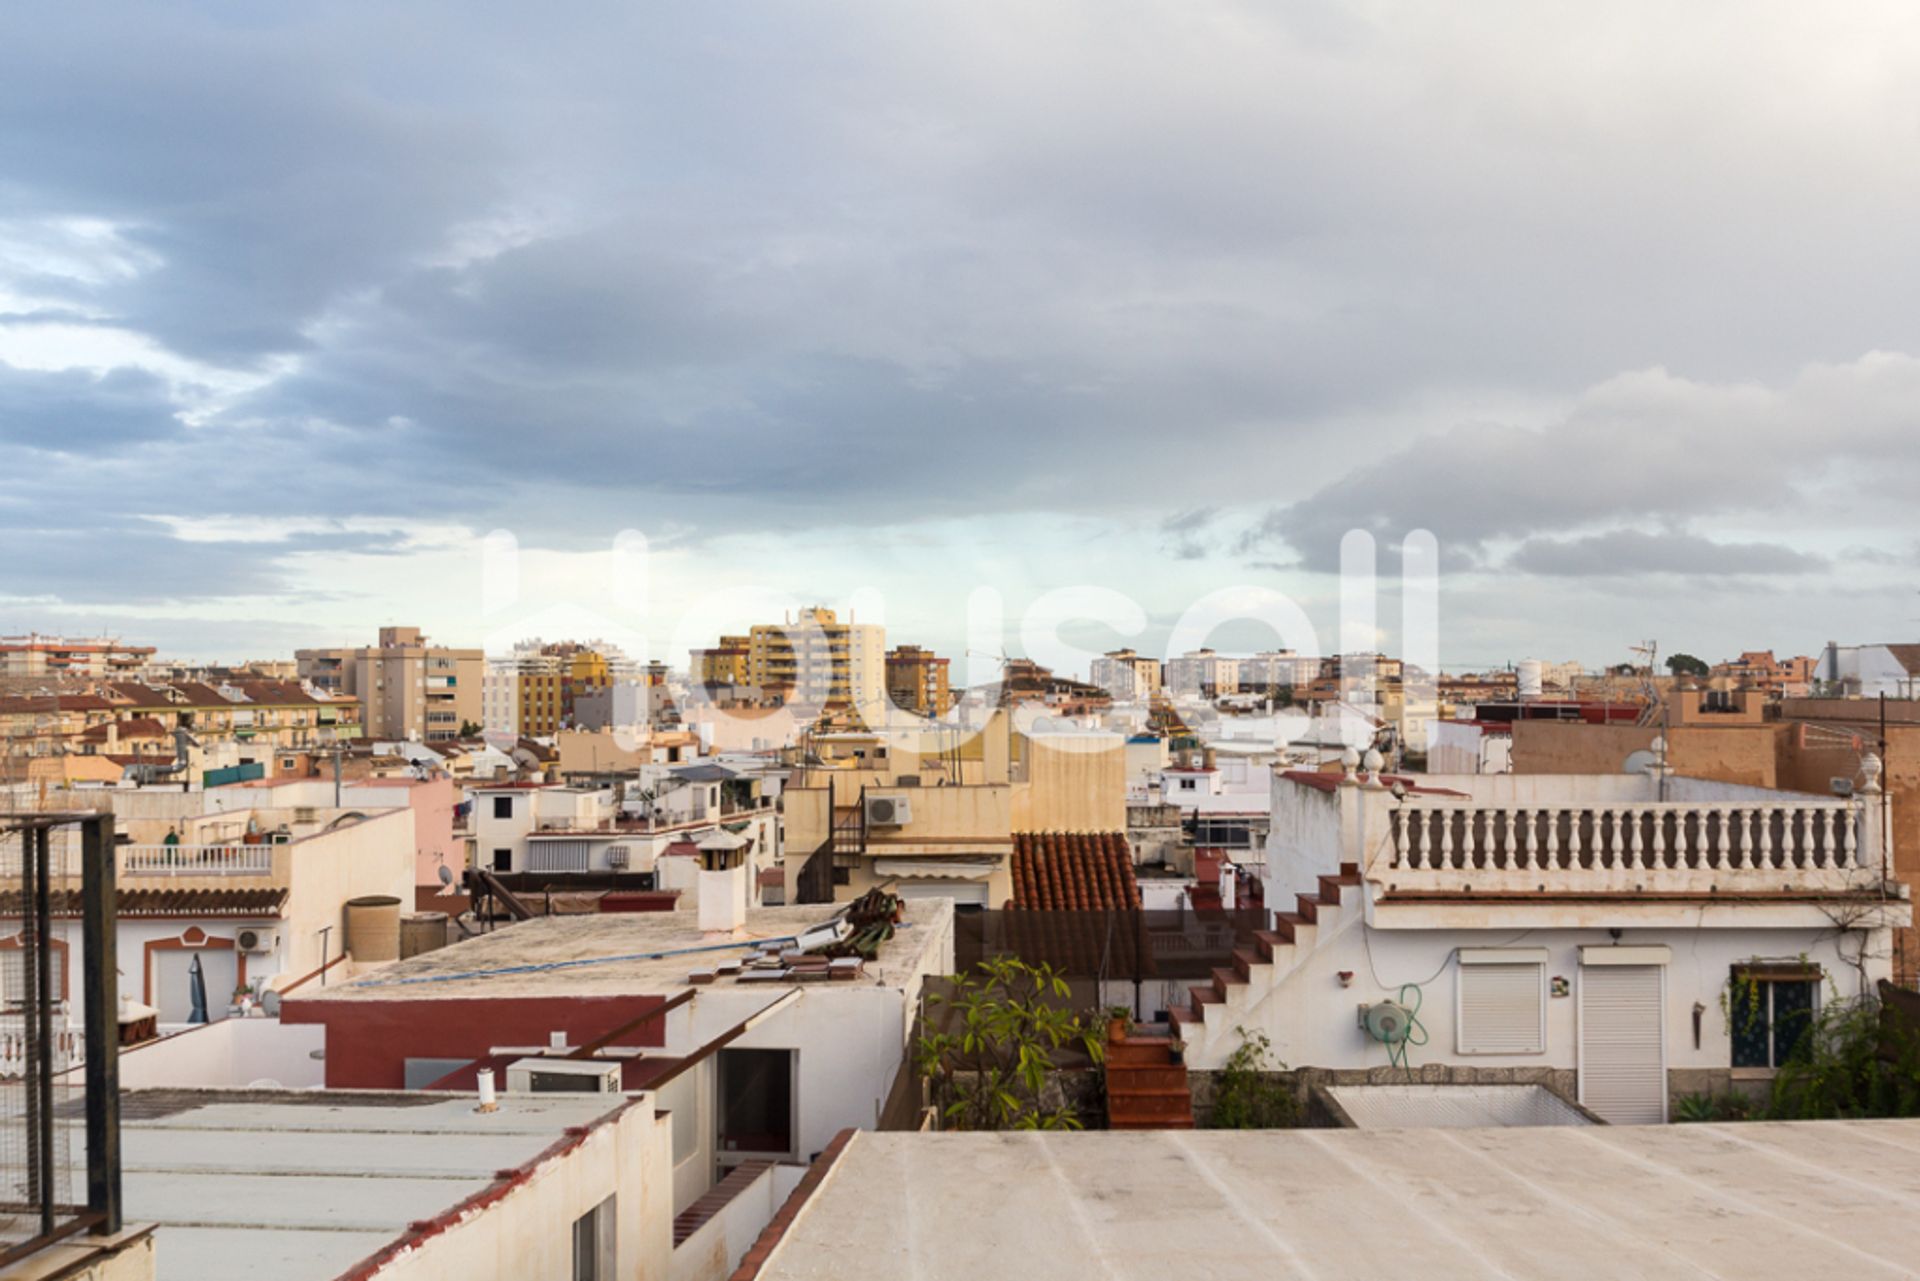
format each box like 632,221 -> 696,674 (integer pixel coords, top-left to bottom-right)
1105,1033 -> 1194,1130
1173,862 -> 1364,1049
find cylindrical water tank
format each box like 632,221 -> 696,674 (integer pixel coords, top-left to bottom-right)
344,895 -> 403,962
1517,659 -> 1545,700
400,911 -> 448,959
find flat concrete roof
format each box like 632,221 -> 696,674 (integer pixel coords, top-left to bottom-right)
758,1123 -> 1920,1280
74,1090 -> 628,1281
292,900 -> 950,1002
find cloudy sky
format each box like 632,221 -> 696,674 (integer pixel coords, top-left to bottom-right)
4,2 -> 1919,675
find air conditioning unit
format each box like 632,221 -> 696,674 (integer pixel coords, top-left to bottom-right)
236,927 -> 280,955
504,1057 -> 624,1095
865,794 -> 911,827
605,845 -> 630,868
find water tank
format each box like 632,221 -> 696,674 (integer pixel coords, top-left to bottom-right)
400,911 -> 449,959
1517,659 -> 1544,700
344,895 -> 403,962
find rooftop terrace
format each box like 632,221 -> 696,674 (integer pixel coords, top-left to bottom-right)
291,900 -> 954,1002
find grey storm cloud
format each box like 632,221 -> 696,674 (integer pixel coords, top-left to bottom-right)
0,365 -> 180,452
4,1 -> 1920,645
1507,530 -> 1825,578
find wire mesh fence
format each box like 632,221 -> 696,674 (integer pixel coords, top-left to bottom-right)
0,817 -> 102,1265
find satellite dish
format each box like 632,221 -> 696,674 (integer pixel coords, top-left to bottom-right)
1622,750 -> 1659,776
438,865 -> 455,887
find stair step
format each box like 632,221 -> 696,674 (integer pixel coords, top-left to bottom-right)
1230,947 -> 1258,979
1295,894 -> 1318,923
1211,967 -> 1241,1001
1168,1006 -> 1199,1034
1107,1067 -> 1187,1090
1107,1040 -> 1173,1066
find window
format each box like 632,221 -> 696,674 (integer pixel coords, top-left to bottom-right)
1457,951 -> 1547,1054
492,796 -> 514,819
571,1196 -> 615,1281
1179,778 -> 1197,791
493,848 -> 513,872
1731,966 -> 1819,1068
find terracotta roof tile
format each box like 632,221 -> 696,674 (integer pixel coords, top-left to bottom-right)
1009,832 -> 1140,910
0,887 -> 288,917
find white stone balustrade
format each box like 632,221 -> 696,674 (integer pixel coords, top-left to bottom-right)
1383,800 -> 1875,894
121,843 -> 275,877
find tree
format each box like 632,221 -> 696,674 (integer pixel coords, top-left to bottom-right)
914,957 -> 1104,1131
1666,653 -> 1710,678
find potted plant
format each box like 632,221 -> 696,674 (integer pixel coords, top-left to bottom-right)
1105,1006 -> 1132,1044
1166,1037 -> 1186,1064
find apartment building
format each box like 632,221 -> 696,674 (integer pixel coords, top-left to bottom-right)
1164,648 -> 1241,699
1090,648 -> 1164,701
296,625 -> 481,742
505,642 -> 614,736
884,645 -> 952,717
781,711 -> 1126,905
1710,650 -> 1818,696
691,634 -> 752,689
746,607 -> 885,723
1236,649 -> 1319,692
0,633 -> 155,680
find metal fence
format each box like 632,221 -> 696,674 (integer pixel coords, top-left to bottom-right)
953,907 -> 1270,1020
0,814 -> 120,1267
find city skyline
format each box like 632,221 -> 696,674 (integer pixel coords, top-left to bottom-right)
6,4 -> 1920,666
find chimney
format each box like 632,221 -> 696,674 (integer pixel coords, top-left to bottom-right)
696,830 -> 750,934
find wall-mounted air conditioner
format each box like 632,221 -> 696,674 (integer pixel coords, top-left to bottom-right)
236,927 -> 280,955
865,794 -> 911,826
504,1057 -> 623,1095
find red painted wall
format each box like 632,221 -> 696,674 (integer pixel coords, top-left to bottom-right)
281,994 -> 669,1089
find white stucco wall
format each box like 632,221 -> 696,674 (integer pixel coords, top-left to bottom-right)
371,1097 -> 671,1281
1197,896 -> 1891,1085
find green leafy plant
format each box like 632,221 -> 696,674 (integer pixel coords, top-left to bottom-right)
914,957 -> 1104,1131
1763,995 -> 1920,1120
1207,1028 -> 1298,1129
1673,1090 -> 1753,1123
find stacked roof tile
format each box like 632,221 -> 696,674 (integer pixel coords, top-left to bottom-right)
1009,831 -> 1140,910
0,887 -> 288,917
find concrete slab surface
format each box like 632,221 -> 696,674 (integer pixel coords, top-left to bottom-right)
67,1090 -> 628,1281
290,900 -> 949,1001
758,1122 -> 1920,1281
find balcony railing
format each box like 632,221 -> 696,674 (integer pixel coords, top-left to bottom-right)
1383,799 -> 1873,894
121,843 -> 275,877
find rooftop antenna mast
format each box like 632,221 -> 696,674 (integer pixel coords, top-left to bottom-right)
1629,640 -> 1661,727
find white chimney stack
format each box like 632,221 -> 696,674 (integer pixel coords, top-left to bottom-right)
475,1068 -> 498,1113
696,828 -> 751,935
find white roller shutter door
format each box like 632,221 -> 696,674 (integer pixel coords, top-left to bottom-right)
1579,964 -> 1667,1124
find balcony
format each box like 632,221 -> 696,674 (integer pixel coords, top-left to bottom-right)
1382,796 -> 1874,896
122,842 -> 276,877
